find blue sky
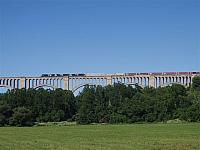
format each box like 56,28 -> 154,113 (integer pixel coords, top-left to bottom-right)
0,0 -> 199,77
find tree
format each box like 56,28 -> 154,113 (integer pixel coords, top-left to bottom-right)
192,76 -> 200,91
9,107 -> 33,126
95,86 -> 109,123
1,79 -> 200,126
0,104 -> 13,126
76,86 -> 96,124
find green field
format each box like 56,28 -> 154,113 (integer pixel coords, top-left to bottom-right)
0,124 -> 200,150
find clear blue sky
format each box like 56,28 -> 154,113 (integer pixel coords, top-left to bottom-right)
0,0 -> 199,77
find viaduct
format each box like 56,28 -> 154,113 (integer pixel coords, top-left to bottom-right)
0,72 -> 199,93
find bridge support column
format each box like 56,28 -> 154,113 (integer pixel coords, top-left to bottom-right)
20,77 -> 26,89
160,77 -> 164,87
107,76 -> 112,85
149,76 -> 155,88
63,76 -> 69,90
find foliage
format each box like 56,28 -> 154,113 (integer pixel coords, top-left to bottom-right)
0,76 -> 200,126
192,76 -> 200,91
76,77 -> 200,124
9,107 -> 33,126
0,88 -> 76,126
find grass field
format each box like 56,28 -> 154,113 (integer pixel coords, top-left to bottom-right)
0,124 -> 200,150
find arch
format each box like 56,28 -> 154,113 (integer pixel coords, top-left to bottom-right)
72,83 -> 98,93
125,83 -> 145,88
33,84 -> 56,90
161,81 -> 185,87
0,85 -> 13,90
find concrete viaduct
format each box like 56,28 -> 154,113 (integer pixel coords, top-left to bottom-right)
0,72 -> 199,93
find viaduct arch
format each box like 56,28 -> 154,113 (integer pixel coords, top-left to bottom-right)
72,83 -> 98,93
0,85 -> 13,90
33,84 -> 56,90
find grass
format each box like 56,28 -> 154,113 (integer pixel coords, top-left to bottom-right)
0,123 -> 200,150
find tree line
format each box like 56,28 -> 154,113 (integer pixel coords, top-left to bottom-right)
0,76 -> 200,126
0,89 -> 76,126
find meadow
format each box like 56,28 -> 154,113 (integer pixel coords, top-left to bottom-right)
0,123 -> 200,150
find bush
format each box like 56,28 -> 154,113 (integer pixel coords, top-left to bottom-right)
0,114 -> 6,126
50,110 -> 65,122
9,107 -> 33,126
109,113 -> 128,124
0,104 -> 13,126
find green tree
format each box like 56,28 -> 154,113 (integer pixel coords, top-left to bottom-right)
0,104 -> 13,126
95,86 -> 109,123
9,107 -> 33,126
192,76 -> 200,91
76,86 -> 96,124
